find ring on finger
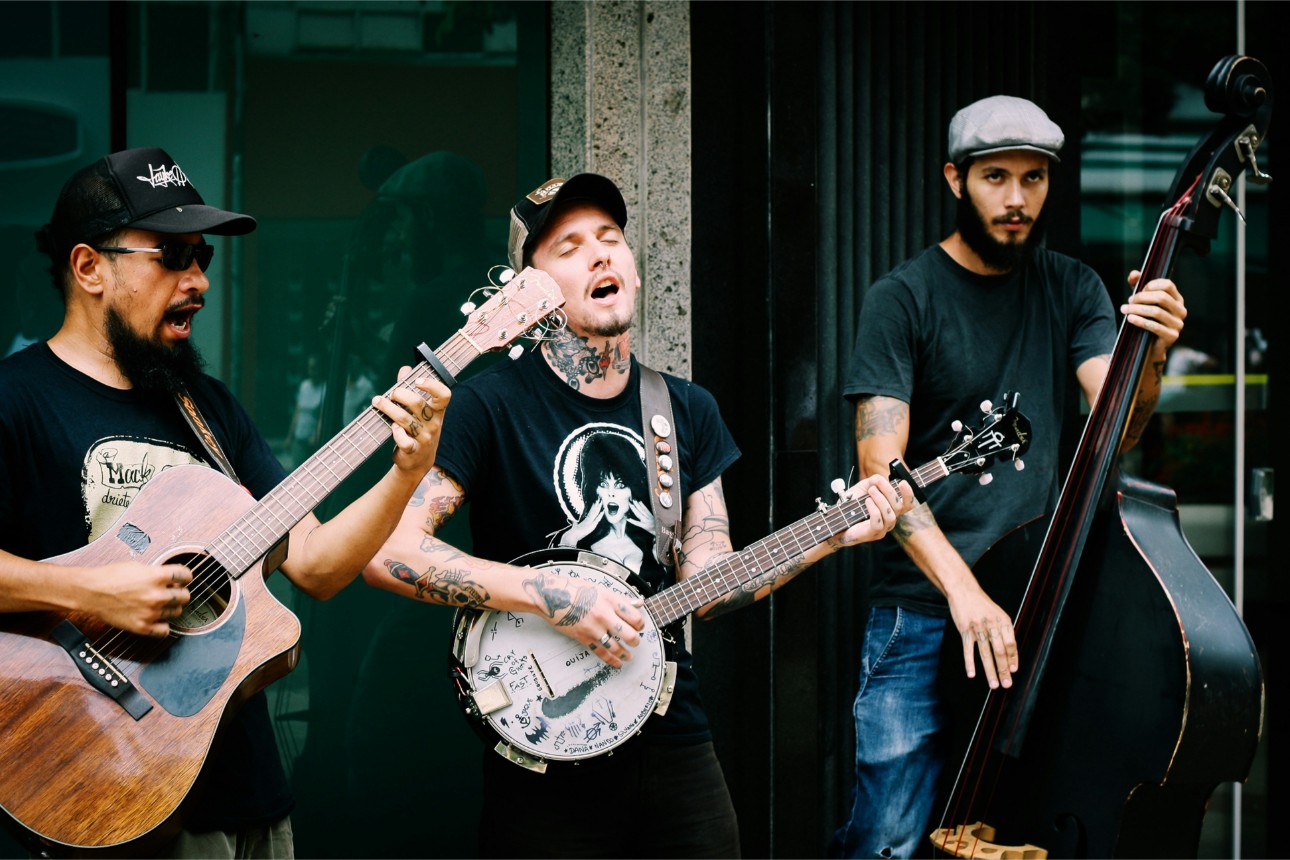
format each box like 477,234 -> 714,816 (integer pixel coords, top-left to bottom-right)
599,633 -> 612,647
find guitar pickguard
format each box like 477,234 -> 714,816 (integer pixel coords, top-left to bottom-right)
138,595 -> 246,717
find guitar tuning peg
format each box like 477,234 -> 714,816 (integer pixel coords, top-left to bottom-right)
951,419 -> 964,432
980,400 -> 993,413
815,496 -> 828,512
1014,458 -> 1025,471
498,267 -> 516,284
508,345 -> 524,361
830,478 -> 847,496
978,473 -> 994,486
460,301 -> 477,315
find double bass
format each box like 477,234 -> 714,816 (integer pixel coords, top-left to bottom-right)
931,55 -> 1272,859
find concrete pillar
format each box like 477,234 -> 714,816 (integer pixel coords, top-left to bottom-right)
549,1 -> 692,376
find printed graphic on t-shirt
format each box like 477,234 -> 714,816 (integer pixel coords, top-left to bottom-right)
551,422 -> 654,574
81,436 -> 203,541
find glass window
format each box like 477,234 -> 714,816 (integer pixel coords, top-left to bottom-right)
0,4 -> 546,856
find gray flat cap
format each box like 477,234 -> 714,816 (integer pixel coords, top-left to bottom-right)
948,95 -> 1064,163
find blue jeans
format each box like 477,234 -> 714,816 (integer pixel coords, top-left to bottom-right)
831,606 -> 949,859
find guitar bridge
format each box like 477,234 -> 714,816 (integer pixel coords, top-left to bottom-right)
52,620 -> 153,720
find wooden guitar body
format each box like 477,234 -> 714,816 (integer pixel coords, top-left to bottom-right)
0,465 -> 300,854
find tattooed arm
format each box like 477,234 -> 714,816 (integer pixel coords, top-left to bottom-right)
1077,272 -> 1186,452
360,465 -> 646,667
683,476 -> 908,622
855,395 -> 1018,689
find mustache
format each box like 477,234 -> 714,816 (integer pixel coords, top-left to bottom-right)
166,297 -> 205,315
993,212 -> 1034,225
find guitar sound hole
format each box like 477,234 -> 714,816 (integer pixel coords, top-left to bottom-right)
166,552 -> 234,633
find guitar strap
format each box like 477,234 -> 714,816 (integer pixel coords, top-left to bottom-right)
639,365 -> 680,571
173,385 -> 241,482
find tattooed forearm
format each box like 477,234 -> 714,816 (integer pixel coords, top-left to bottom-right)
702,556 -> 808,619
522,571 -> 597,626
892,503 -> 937,545
416,537 -> 484,567
381,559 -> 490,606
1124,357 -> 1166,447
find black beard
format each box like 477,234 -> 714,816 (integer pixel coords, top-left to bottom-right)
956,184 -> 1048,273
106,306 -> 205,394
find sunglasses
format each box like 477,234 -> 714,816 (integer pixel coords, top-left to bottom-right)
93,241 -> 215,273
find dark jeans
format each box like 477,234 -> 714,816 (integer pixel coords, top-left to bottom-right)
830,607 -> 949,859
478,739 -> 740,858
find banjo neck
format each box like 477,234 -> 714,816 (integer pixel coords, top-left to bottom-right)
644,491 -> 882,628
643,395 -> 1033,628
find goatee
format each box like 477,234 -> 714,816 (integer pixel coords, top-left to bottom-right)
106,307 -> 205,395
956,184 -> 1048,273
585,318 -> 632,338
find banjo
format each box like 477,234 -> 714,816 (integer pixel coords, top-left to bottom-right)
450,395 -> 1032,772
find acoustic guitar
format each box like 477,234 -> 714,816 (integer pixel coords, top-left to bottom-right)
0,268 -> 563,854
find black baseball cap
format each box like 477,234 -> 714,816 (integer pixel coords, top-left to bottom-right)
507,174 -> 627,271
36,146 -> 256,263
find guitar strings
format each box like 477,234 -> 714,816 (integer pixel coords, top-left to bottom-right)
92,342 -> 477,665
83,273 -> 558,667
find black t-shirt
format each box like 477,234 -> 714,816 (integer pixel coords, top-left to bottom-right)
434,346 -> 741,744
0,342 -> 294,832
842,246 -> 1116,615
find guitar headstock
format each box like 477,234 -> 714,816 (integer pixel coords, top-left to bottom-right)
940,391 -> 1033,482
459,267 -> 566,354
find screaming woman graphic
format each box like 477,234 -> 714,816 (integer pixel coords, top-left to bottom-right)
553,424 -> 656,573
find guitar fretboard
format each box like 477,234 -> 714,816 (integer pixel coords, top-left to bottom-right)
209,332 -> 479,577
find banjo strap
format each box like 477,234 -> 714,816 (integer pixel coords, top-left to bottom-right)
639,365 -> 680,571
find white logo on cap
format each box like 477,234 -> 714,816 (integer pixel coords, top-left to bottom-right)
136,163 -> 191,189
527,178 -> 565,205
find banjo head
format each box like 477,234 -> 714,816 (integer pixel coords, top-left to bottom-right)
450,549 -> 668,765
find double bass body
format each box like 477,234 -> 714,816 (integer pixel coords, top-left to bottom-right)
939,474 -> 1263,858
